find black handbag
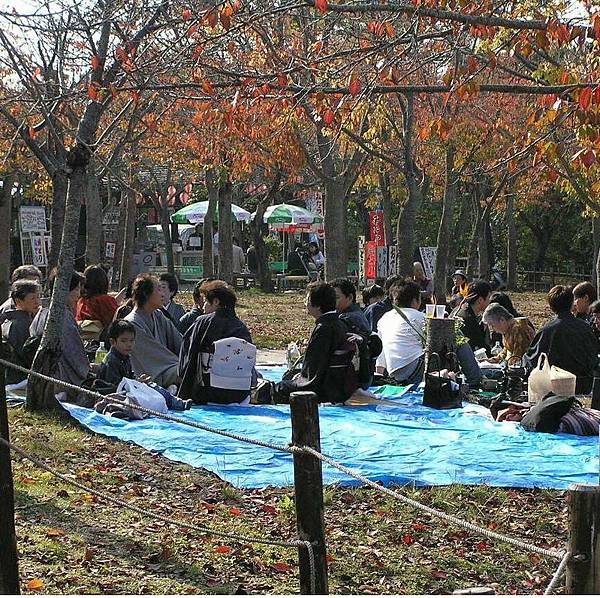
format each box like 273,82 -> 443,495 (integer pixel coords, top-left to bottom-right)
423,352 -> 463,410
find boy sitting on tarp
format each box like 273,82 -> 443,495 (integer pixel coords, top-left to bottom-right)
94,319 -> 190,417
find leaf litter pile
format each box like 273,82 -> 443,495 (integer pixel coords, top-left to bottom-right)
11,292 -> 569,594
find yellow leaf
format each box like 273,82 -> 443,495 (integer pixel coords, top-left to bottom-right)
27,579 -> 44,590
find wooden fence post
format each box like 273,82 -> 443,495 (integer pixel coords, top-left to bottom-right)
0,344 -> 20,594
289,391 -> 328,595
567,484 -> 600,594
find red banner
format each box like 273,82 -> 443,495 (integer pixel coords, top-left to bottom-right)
369,210 -> 385,246
365,241 -> 377,279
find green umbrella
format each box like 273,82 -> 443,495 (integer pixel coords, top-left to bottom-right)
170,201 -> 252,224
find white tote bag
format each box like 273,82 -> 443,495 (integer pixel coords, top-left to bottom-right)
116,378 -> 168,419
528,353 -> 553,404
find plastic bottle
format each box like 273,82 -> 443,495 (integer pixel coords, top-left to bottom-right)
491,341 -> 502,357
94,342 -> 108,364
287,342 -> 300,369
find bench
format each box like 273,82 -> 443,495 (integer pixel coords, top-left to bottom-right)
276,274 -> 310,292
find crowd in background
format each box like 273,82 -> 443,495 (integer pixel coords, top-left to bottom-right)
2,260 -> 600,432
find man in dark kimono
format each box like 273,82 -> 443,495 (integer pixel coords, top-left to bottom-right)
274,282 -> 356,404
178,281 -> 255,405
525,285 -> 599,393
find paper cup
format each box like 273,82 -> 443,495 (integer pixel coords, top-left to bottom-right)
435,305 -> 446,318
426,304 -> 435,318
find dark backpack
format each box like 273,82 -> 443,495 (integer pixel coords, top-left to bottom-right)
520,395 -> 577,433
20,335 -> 42,368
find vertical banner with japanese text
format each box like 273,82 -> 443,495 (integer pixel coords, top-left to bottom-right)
368,210 -> 385,246
358,235 -> 365,286
365,241 -> 377,280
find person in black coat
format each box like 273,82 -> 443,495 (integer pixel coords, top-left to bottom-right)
97,319 -> 136,388
178,281 -> 254,404
524,285 -> 599,394
275,282 -> 355,403
451,280 -> 492,354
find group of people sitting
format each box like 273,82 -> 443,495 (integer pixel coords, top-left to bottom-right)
2,262 -> 600,430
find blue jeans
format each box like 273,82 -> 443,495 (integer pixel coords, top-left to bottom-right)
457,343 -> 482,387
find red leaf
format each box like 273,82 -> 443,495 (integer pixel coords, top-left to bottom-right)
315,0 -> 328,14
27,126 -> 36,139
262,504 -> 276,515
229,507 -> 241,516
579,87 -> 593,111
401,534 -> 414,545
91,55 -> 100,71
220,10 -> 231,30
202,79 -> 214,94
322,108 -> 335,126
271,562 -> 292,573
582,149 -> 596,169
130,90 -> 140,103
215,545 -> 231,554
182,8 -> 191,20
277,73 -> 287,87
206,9 -> 218,27
202,501 -> 215,512
475,541 -> 488,551
87,84 -> 99,101
348,73 -> 361,97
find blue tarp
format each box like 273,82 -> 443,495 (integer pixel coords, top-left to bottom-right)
58,365 -> 599,490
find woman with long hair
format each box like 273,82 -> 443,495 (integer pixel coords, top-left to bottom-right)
76,265 -> 117,328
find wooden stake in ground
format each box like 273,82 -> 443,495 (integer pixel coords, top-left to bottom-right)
0,343 -> 20,594
290,391 -> 328,595
567,484 -> 600,594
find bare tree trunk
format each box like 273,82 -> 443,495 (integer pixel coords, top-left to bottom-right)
323,178 -> 348,279
159,198 -> 174,275
203,169 -> 218,277
251,173 -> 281,292
28,150 -> 88,412
119,188 -> 136,288
379,170 -> 394,245
433,145 -> 456,304
466,198 -> 482,278
478,210 -> 491,281
48,171 -> 68,270
85,160 -> 102,265
506,191 -> 517,290
0,174 -> 15,302
218,176 -> 233,284
396,94 -> 421,276
446,195 -> 467,276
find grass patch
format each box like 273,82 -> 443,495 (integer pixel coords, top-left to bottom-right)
8,405 -> 567,595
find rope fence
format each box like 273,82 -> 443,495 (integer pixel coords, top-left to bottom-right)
0,435 -> 316,591
1,357 -> 573,594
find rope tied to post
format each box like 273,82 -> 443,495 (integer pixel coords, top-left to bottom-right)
0,436 -> 317,594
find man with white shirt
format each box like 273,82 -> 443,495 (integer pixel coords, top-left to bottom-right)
376,278 -> 426,384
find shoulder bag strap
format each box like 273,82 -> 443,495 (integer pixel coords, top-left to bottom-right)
393,306 -> 426,343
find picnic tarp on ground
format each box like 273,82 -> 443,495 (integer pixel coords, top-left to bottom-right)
59,366 -> 598,490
